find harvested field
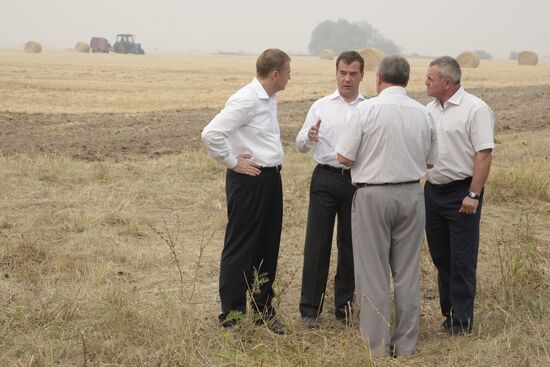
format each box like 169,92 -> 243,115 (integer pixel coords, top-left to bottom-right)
0,85 -> 549,160
0,50 -> 549,366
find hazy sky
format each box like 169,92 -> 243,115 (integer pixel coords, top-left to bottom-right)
1,0 -> 549,58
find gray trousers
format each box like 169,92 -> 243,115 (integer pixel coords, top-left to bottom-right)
352,183 -> 424,357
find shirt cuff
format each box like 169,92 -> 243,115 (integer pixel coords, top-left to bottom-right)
474,143 -> 494,152
222,155 -> 238,169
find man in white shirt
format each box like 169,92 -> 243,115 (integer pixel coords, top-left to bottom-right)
201,49 -> 291,333
295,51 -> 365,328
424,56 -> 494,336
337,55 -> 437,357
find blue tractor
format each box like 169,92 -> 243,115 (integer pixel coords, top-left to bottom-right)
112,34 -> 145,55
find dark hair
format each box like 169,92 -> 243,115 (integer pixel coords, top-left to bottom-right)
429,56 -> 461,84
378,55 -> 410,86
336,51 -> 365,73
256,48 -> 291,78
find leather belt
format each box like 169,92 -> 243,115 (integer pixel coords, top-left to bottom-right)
356,180 -> 419,188
261,165 -> 282,173
429,177 -> 471,189
319,164 -> 350,175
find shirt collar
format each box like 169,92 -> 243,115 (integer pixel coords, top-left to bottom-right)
434,86 -> 465,110
378,86 -> 407,96
329,89 -> 366,104
252,78 -> 270,100
447,86 -> 465,105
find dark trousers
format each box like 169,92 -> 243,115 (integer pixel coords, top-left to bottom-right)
300,165 -> 356,318
424,178 -> 483,327
219,169 -> 283,324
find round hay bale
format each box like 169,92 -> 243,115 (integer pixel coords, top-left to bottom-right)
357,48 -> 385,71
24,41 -> 42,53
319,49 -> 335,60
74,42 -> 90,53
456,51 -> 480,68
518,51 -> 538,65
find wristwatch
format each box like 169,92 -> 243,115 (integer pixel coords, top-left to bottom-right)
468,191 -> 480,200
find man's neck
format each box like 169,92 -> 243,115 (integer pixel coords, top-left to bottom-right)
438,84 -> 461,106
377,82 -> 404,94
258,77 -> 276,97
341,91 -> 359,104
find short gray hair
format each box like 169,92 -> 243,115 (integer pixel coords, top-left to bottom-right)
377,55 -> 410,86
429,56 -> 461,84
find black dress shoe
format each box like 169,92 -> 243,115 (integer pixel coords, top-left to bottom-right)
335,304 -> 353,320
256,317 -> 286,335
439,317 -> 452,332
302,316 -> 320,329
448,323 -> 472,336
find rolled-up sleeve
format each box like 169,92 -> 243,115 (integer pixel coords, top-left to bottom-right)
201,97 -> 253,168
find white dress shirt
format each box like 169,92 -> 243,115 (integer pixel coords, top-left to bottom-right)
295,90 -> 365,168
201,78 -> 284,169
426,86 -> 495,184
337,86 -> 438,184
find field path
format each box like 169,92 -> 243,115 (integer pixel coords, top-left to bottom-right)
1,85 -> 548,160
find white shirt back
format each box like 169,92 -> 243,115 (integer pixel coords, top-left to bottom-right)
337,86 -> 438,184
201,78 -> 284,169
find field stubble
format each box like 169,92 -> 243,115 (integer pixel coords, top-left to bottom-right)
0,50 -> 549,366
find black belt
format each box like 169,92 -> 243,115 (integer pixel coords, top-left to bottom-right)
319,164 -> 350,175
356,180 -> 419,188
261,165 -> 282,173
429,177 -> 471,189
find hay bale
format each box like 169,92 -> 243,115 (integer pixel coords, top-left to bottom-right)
456,51 -> 480,68
24,41 -> 42,53
518,51 -> 538,65
319,49 -> 335,60
357,48 -> 385,71
74,42 -> 90,53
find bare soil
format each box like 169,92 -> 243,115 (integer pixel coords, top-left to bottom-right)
1,85 -> 548,161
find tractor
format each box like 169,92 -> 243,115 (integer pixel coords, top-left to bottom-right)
112,34 -> 145,55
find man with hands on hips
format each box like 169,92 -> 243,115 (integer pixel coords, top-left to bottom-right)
201,48 -> 291,334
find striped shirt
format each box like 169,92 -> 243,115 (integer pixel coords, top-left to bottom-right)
336,86 -> 438,184
295,90 -> 365,167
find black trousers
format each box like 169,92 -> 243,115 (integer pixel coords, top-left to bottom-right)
219,169 -> 283,324
299,165 -> 356,318
424,178 -> 483,327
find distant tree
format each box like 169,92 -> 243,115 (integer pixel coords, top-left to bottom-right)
308,19 -> 400,56
475,50 -> 492,60
509,51 -> 519,60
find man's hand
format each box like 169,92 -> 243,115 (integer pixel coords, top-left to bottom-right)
459,196 -> 479,215
308,120 -> 321,142
232,154 -> 261,176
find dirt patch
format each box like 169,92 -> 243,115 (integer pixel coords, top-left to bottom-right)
0,85 -> 548,161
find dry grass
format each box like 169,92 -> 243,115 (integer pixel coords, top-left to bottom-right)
0,145 -> 548,366
0,51 -> 549,366
1,49 -> 549,113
